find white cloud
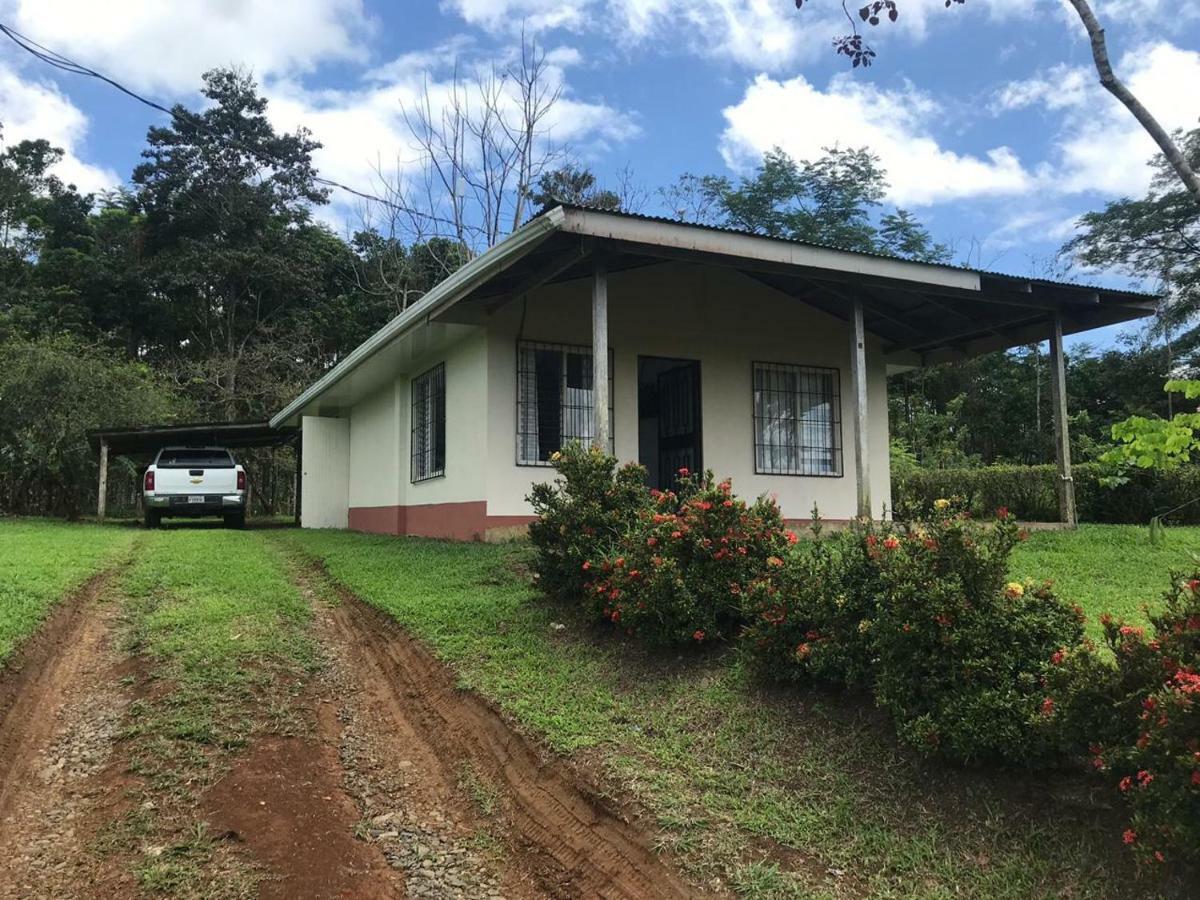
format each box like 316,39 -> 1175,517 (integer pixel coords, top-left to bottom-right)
718,73 -> 1035,206
442,0 -> 1042,70
994,41 -> 1200,197
3,0 -> 375,94
264,53 -> 639,229
0,63 -> 118,193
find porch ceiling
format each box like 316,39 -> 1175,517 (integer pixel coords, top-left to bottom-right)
447,226 -> 1155,366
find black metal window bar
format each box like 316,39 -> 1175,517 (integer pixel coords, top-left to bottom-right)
517,341 -> 614,466
752,362 -> 842,476
411,363 -> 446,482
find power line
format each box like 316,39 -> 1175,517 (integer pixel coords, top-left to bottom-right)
0,22 -> 457,228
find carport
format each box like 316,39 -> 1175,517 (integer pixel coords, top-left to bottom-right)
86,421 -> 299,522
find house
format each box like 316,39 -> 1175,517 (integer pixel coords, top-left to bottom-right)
269,204 -> 1155,540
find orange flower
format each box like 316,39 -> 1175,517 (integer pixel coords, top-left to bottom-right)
882,536 -> 900,551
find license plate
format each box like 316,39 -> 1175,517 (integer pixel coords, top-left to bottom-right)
188,495 -> 204,504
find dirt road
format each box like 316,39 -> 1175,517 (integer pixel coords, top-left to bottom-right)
0,540 -> 700,899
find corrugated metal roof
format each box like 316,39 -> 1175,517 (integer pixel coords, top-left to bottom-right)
534,202 -> 1161,301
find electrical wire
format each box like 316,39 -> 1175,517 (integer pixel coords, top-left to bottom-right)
0,22 -> 455,226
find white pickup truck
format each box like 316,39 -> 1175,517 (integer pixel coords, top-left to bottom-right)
143,446 -> 247,529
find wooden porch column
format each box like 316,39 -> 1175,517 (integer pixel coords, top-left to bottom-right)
850,299 -> 872,520
1047,314 -> 1078,528
97,438 -> 109,523
592,258 -> 610,451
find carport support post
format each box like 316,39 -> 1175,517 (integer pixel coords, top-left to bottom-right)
1048,313 -> 1078,528
850,298 -> 871,520
592,258 -> 610,451
97,438 -> 109,523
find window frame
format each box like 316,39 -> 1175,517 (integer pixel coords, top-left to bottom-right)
750,360 -> 844,478
515,340 -> 615,467
410,362 -> 446,483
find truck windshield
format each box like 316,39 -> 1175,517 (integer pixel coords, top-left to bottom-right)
157,449 -> 234,468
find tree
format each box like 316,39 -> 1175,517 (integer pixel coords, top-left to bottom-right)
130,68 -> 339,418
1064,127 -> 1200,359
879,209 -> 951,263
794,0 -> 1200,202
0,335 -> 183,518
696,146 -> 945,258
528,164 -> 621,210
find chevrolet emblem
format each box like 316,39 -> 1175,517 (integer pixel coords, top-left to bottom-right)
190,477 -> 202,484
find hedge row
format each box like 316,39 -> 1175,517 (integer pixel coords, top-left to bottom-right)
893,463 -> 1200,524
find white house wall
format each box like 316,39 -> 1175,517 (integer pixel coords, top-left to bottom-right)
485,263 -> 891,525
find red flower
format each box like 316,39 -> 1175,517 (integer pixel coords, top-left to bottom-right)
997,506 -> 1010,520
882,536 -> 900,551
723,499 -> 734,508
1137,769 -> 1153,787
678,467 -> 690,477
785,530 -> 799,544
1188,578 -> 1200,593
693,629 -> 705,642
671,530 -> 683,539
1040,696 -> 1055,717
1118,776 -> 1132,792
795,643 -> 811,660
1154,851 -> 1165,863
1122,829 -> 1137,845
1050,649 -> 1065,665
646,537 -> 657,547
865,535 -> 878,548
767,556 -> 784,568
581,561 -> 591,571
1191,771 -> 1200,787
614,557 -> 625,568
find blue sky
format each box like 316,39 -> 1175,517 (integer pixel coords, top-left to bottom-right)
2,1 -> 1198,344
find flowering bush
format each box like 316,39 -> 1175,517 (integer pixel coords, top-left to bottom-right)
868,505 -> 1085,765
587,469 -> 794,646
526,443 -> 649,601
741,524 -> 881,688
1052,571 -> 1200,865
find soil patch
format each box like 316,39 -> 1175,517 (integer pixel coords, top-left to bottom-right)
300,561 -> 704,900
0,564 -> 136,898
203,729 -> 401,899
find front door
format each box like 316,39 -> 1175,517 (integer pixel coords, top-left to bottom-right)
638,357 -> 702,491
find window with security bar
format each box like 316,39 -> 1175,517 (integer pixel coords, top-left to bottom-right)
411,363 -> 445,482
517,341 -> 614,465
752,362 -> 842,477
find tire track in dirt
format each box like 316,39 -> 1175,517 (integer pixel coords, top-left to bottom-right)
0,561 -> 135,898
296,560 -> 705,900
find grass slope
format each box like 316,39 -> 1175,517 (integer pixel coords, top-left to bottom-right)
1011,524 -> 1200,638
0,519 -> 135,664
279,528 -> 1162,899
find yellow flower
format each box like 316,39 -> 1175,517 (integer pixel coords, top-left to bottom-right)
858,619 -> 872,634
550,451 -> 562,462
933,498 -> 950,510
1005,582 -> 1025,598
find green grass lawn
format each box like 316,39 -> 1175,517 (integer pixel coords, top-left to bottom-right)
0,518 -> 136,665
278,527 -> 1175,899
1011,524 -> 1200,637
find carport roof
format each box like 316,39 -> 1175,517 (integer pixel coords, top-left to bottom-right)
87,420 -> 298,458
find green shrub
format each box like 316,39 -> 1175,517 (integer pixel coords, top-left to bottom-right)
1051,572 -> 1200,866
589,470 -> 793,646
744,503 -> 1086,765
893,463 -> 1200,524
526,443 -> 649,601
741,528 -> 880,688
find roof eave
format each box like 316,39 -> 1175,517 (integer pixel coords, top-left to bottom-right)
268,207 -> 565,428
